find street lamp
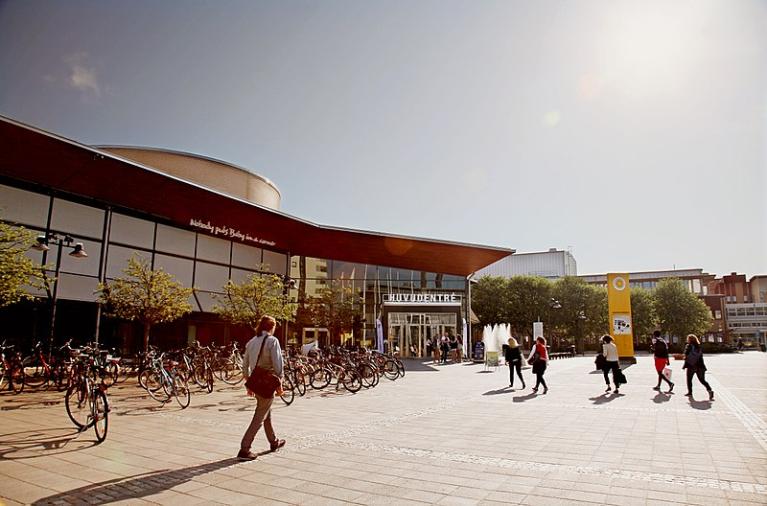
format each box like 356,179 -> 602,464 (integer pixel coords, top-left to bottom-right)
32,233 -> 88,358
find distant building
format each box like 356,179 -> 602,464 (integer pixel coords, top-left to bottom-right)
476,248 -> 577,279
708,272 -> 751,303
580,268 -> 714,295
749,275 -> 767,303
709,273 -> 767,344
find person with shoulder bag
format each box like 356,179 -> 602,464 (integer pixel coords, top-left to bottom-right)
600,335 -> 622,394
238,315 -> 287,461
528,336 -> 548,394
651,330 -> 674,392
505,337 -> 525,389
683,334 -> 714,400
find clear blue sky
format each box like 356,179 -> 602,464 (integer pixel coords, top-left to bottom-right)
0,0 -> 765,277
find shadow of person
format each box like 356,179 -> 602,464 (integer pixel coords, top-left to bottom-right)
688,398 -> 712,410
32,458 -> 241,505
652,392 -> 671,404
512,392 -> 538,403
589,393 -> 619,405
482,387 -> 514,396
0,428 -> 98,461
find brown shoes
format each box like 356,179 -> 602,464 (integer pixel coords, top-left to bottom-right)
270,439 -> 286,452
237,449 -> 257,461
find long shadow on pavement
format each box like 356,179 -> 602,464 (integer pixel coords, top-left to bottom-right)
482,387 -> 515,396
688,398 -> 712,410
32,458 -> 242,505
589,393 -> 622,405
512,392 -> 538,403
0,428 -> 97,460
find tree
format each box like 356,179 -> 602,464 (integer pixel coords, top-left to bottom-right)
550,277 -> 607,352
472,276 -> 510,326
506,276 -> 555,335
630,287 -> 657,345
305,281 -> 362,344
0,221 -> 46,308
213,272 -> 296,331
654,278 -> 712,340
97,255 -> 193,352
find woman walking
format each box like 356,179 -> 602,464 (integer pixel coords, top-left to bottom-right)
238,315 -> 286,461
652,330 -> 674,392
601,335 -> 621,394
504,337 -> 525,389
528,336 -> 548,394
683,334 -> 714,400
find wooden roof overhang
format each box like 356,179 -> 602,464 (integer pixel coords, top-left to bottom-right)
0,116 -> 513,276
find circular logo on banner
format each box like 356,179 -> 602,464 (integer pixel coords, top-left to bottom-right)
612,276 -> 627,291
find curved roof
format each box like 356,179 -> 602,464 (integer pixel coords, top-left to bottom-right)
0,115 -> 513,276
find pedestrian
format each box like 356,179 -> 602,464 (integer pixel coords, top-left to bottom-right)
440,334 -> 449,364
683,334 -> 714,400
601,335 -> 622,394
527,336 -> 548,394
504,337 -> 525,389
238,315 -> 286,461
449,334 -> 458,362
456,335 -> 464,363
426,337 -> 434,359
651,330 -> 674,392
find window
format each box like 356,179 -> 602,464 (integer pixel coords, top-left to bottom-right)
0,184 -> 50,227
715,310 -> 722,319
155,224 -> 195,257
232,242 -> 262,269
262,249 -> 287,275
194,262 -> 229,292
154,254 -> 194,286
51,198 -> 105,238
196,234 -> 231,263
109,213 -> 154,248
106,244 -> 151,279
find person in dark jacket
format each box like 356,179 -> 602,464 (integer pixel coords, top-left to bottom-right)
683,334 -> 714,400
652,330 -> 674,392
503,337 -> 525,389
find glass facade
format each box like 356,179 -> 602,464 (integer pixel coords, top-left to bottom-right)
0,181 -> 468,353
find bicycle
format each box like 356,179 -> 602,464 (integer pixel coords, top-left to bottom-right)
0,341 -> 25,394
64,348 -> 109,442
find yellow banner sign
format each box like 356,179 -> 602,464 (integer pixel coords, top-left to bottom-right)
607,273 -> 635,359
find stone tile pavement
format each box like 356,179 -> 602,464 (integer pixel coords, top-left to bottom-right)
0,352 -> 765,505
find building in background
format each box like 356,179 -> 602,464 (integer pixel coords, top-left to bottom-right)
709,272 -> 751,303
748,275 -> 767,303
476,248 -> 577,279
709,273 -> 767,346
580,268 -> 714,294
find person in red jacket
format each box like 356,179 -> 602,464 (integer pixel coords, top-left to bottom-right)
528,336 -> 549,394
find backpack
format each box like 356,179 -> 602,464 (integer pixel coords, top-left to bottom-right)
654,339 -> 668,356
685,345 -> 702,367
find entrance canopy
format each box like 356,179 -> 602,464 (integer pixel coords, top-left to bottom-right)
0,116 -> 512,276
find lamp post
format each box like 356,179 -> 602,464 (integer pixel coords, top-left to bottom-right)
281,275 -> 296,347
32,233 -> 88,358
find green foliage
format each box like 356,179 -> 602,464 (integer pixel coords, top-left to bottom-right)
304,281 -> 363,341
472,276 -> 510,326
0,221 -> 46,308
506,276 -> 555,334
653,278 -> 712,339
550,277 -> 608,350
213,271 -> 296,331
97,255 -> 193,352
630,287 -> 657,342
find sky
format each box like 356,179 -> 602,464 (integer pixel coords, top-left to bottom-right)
0,0 -> 765,277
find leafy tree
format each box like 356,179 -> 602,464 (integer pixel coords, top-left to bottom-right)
97,255 -> 193,352
305,281 -> 362,343
654,278 -> 712,340
213,272 -> 296,332
0,221 -> 46,308
630,287 -> 657,345
506,276 -> 555,336
550,277 -> 607,352
472,276 -> 510,326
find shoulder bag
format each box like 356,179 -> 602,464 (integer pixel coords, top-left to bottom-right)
244,336 -> 281,398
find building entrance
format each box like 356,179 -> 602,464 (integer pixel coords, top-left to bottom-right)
387,312 -> 458,358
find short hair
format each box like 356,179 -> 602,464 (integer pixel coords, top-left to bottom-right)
601,334 -> 613,343
653,330 -> 661,338
687,334 -> 700,345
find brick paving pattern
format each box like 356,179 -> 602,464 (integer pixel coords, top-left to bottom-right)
0,352 -> 765,505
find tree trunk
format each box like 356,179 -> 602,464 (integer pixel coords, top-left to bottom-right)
143,322 -> 151,353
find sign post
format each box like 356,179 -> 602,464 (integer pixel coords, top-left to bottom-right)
607,273 -> 635,363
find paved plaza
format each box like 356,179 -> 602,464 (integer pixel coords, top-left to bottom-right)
0,352 -> 765,505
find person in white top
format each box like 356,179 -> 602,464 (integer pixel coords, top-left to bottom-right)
238,315 -> 286,461
601,335 -> 622,394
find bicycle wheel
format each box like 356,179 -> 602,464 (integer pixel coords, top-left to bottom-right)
294,371 -> 306,396
103,362 -> 118,387
205,366 -> 214,393
396,359 -> 405,378
359,364 -> 378,388
280,375 -> 295,405
221,357 -> 244,385
145,372 -> 169,402
341,370 -> 362,393
9,364 -> 24,394
65,381 -> 90,428
172,373 -> 191,409
310,368 -> 331,389
0,362 -> 6,390
382,359 -> 399,381
92,389 -> 109,443
22,356 -> 46,388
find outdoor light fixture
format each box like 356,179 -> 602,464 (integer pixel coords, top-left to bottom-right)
28,232 -> 88,358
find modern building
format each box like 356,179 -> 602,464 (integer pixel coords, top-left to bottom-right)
580,268 -> 714,294
709,273 -> 767,345
709,272 -> 752,303
749,275 -> 767,304
476,248 -> 577,279
0,116 -> 512,356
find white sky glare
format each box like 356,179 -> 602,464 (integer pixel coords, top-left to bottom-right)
0,0 -> 764,277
